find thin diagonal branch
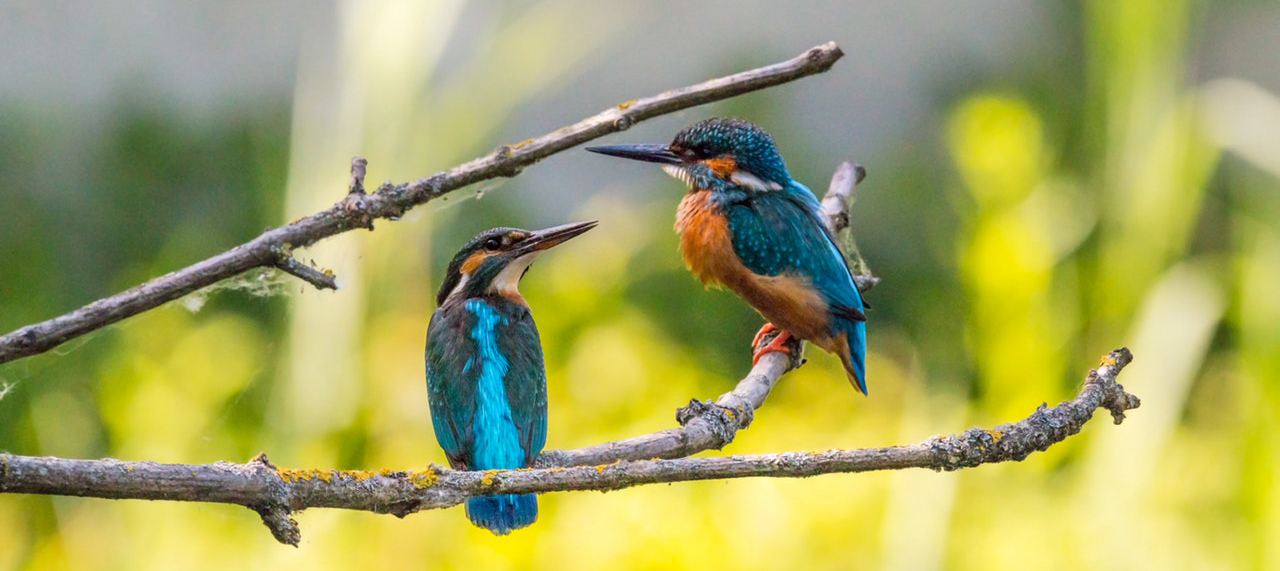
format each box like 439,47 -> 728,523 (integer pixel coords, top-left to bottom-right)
0,42 -> 845,365
823,161 -> 878,291
537,343 -> 800,467
0,349 -> 1139,546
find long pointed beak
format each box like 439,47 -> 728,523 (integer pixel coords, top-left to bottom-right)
586,143 -> 683,165
515,220 -> 598,256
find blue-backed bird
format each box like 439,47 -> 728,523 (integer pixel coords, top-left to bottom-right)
425,221 -> 596,534
587,118 -> 868,394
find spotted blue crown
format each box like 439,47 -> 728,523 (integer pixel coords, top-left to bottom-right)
671,117 -> 792,185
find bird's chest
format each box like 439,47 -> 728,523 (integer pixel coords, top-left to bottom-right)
675,191 -> 742,286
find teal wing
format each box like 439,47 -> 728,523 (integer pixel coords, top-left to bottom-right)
424,305 -> 477,469
724,184 -> 865,321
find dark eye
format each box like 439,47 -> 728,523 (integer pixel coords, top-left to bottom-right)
483,237 -> 502,251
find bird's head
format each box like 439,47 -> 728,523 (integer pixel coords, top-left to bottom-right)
436,220 -> 597,306
587,117 -> 791,193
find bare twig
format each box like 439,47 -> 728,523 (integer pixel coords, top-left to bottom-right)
0,42 -> 846,365
822,160 -> 865,234
823,160 -> 878,292
347,156 -> 368,195
0,349 -> 1139,546
269,247 -> 337,291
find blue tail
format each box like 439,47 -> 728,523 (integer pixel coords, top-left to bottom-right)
848,320 -> 867,395
834,317 -> 868,395
465,494 -> 537,535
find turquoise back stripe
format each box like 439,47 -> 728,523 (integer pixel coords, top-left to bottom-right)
464,299 -> 526,470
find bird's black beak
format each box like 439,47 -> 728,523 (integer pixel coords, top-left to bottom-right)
586,144 -> 683,165
514,220 -> 598,256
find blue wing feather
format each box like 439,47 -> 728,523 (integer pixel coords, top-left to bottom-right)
425,305 -> 476,467
723,183 -> 865,317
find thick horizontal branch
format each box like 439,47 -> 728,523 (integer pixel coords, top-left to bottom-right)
0,42 -> 846,365
0,349 -> 1139,546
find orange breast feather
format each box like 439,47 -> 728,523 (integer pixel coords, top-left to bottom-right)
676,191 -> 831,341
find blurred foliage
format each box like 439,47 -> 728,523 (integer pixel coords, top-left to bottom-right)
2,0 -> 1279,570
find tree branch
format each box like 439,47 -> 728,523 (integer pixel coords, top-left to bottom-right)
0,42 -> 845,365
537,344 -> 800,467
823,161 -> 878,291
0,348 -> 1139,546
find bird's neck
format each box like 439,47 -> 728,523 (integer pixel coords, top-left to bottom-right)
443,291 -> 530,316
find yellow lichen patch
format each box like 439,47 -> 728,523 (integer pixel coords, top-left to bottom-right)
984,429 -> 1005,443
510,138 -> 537,149
277,468 -> 335,484
480,470 -> 498,487
593,461 -> 622,474
617,100 -> 636,110
407,469 -> 438,490
1100,354 -> 1117,366
346,470 -> 382,482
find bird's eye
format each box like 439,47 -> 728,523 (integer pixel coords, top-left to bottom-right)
483,237 -> 502,251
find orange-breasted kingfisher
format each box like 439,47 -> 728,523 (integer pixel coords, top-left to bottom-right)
587,117 -> 868,394
425,221 -> 596,534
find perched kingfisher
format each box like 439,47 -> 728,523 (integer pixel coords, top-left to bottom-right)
425,221 -> 596,534
587,118 -> 868,394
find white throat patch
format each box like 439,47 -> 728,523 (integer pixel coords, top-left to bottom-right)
490,252 -> 539,296
661,164 -> 694,189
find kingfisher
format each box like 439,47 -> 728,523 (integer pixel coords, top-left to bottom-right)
587,118 -> 868,394
424,220 -> 596,534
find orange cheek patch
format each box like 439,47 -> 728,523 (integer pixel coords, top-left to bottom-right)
703,156 -> 737,179
460,251 -> 491,274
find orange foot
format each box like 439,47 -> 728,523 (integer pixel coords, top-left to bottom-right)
751,323 -> 794,365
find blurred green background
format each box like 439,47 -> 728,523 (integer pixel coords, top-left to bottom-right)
2,1 -> 1279,569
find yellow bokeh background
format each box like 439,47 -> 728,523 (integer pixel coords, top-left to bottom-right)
3,1 -> 1279,570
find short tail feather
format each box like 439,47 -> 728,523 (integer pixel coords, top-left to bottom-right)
465,494 -> 537,535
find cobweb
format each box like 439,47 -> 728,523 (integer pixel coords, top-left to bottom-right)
177,267 -> 296,313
